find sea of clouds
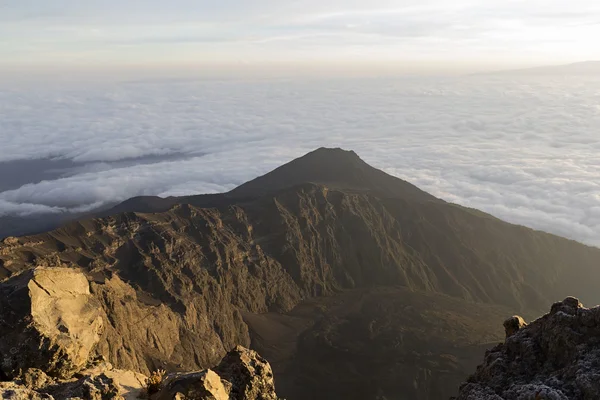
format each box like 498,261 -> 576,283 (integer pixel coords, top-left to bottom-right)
1,73 -> 599,245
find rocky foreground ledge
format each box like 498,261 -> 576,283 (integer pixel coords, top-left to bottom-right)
454,297 -> 600,400
0,268 -> 279,400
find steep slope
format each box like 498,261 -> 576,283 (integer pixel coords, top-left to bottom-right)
97,147 -> 437,217
230,147 -> 437,201
2,148 -> 600,399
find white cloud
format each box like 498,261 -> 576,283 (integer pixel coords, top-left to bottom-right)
0,73 -> 600,246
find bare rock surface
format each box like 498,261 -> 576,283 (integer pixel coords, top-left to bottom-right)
0,267 -> 103,379
153,346 -> 278,400
0,267 -> 278,400
0,381 -> 54,399
454,297 -> 600,400
154,369 -> 231,400
44,363 -> 147,400
214,346 -> 277,400
0,345 -> 277,400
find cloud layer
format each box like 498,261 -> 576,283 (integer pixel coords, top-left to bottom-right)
1,73 -> 600,246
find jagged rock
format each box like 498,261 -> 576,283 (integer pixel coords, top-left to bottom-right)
454,297 -> 600,400
154,370 -> 231,400
503,316 -> 527,338
44,362 -> 147,400
153,346 -> 278,400
20,368 -> 54,391
48,373 -> 123,400
215,346 -> 277,400
2,364 -> 148,400
0,267 -> 103,379
0,346 -> 276,400
0,382 -> 54,399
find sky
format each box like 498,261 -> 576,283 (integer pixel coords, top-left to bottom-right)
2,0 -> 600,71
0,1 -> 599,247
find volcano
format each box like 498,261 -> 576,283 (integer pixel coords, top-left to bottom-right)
2,148 -> 600,399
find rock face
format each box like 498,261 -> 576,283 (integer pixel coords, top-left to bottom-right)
0,267 -> 279,400
0,267 -> 103,379
215,346 -> 277,400
454,297 -> 600,400
156,369 -> 231,400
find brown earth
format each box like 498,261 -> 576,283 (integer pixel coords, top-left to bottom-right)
244,287 -> 516,400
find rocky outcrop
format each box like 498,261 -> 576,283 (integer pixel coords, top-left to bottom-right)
155,346 -> 277,400
0,268 -> 279,400
2,364 -> 148,400
214,346 -> 277,400
454,297 -> 600,400
156,369 -> 231,400
0,381 -> 53,399
503,315 -> 527,338
0,348 -> 278,400
0,267 -> 103,379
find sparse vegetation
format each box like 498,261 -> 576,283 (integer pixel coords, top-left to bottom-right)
145,369 -> 166,396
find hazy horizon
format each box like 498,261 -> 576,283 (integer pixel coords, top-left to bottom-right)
2,1 -> 600,73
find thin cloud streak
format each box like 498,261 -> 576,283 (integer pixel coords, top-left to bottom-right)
2,0 -> 600,66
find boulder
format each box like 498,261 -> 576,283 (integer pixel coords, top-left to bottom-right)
152,346 -> 278,400
0,267 -> 103,379
155,370 -> 231,400
502,315 -> 527,338
215,346 -> 277,400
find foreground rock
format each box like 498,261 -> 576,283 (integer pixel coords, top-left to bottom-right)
0,362 -> 146,400
0,348 -> 277,400
0,381 -> 53,399
454,297 -> 600,400
0,267 -> 103,379
214,346 -> 277,400
155,346 -> 277,400
0,268 -> 279,399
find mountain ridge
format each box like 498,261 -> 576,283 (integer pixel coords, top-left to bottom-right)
2,147 -> 600,399
99,147 -> 440,217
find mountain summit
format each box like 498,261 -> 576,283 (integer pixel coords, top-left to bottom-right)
230,147 -> 436,200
